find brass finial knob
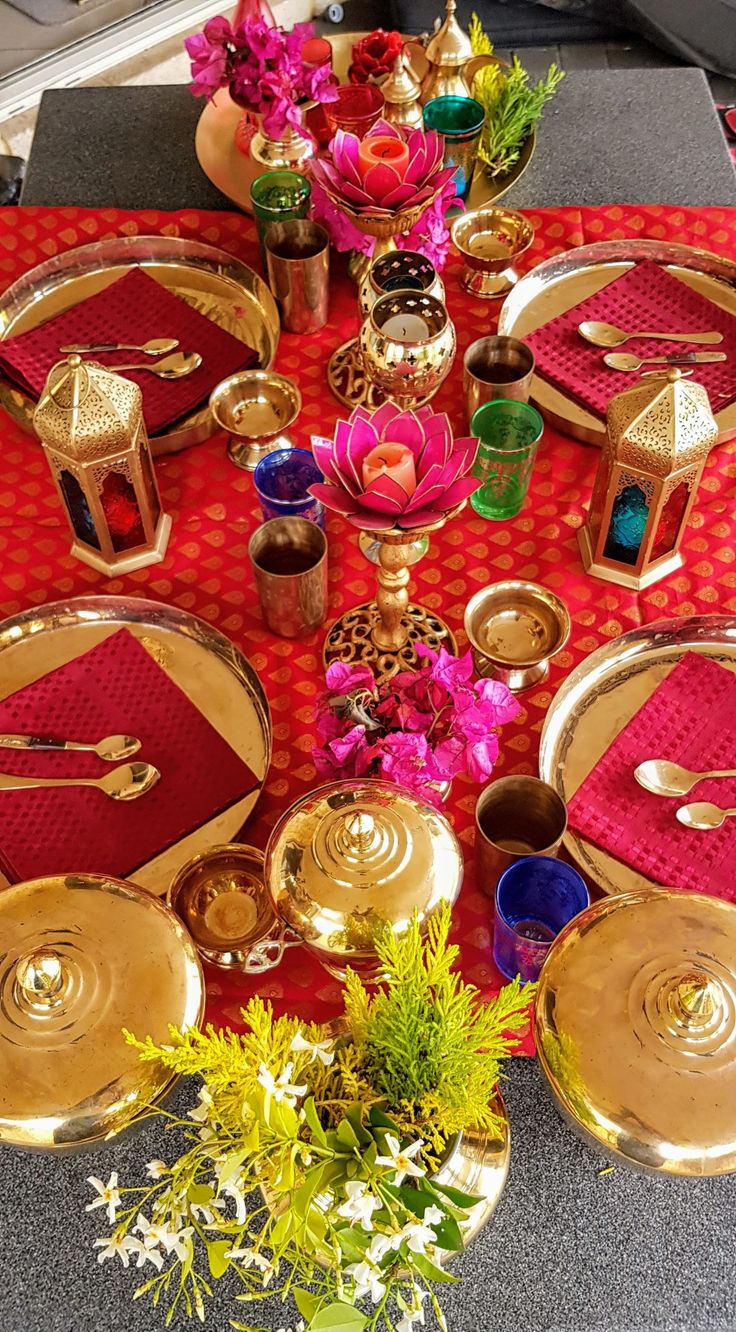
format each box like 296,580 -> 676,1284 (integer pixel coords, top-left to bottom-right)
343,810 -> 376,852
15,948 -> 67,1007
669,971 -> 722,1027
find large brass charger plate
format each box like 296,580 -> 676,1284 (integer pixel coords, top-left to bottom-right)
194,33 -> 534,215
0,596 -> 271,897
497,239 -> 736,446
538,615 -> 736,897
0,234 -> 280,456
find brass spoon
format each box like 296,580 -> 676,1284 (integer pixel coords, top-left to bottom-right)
105,351 -> 202,380
0,732 -> 141,762
579,320 -> 724,349
604,351 -> 727,372
59,338 -> 179,357
0,761 -> 160,801
676,801 -> 736,831
635,759 -> 736,798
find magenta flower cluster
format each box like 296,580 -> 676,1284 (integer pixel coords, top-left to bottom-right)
185,16 -> 336,138
314,648 -> 521,807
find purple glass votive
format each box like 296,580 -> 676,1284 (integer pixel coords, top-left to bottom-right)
253,448 -> 325,528
493,856 -> 590,983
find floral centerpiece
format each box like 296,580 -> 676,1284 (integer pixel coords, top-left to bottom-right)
85,908 -> 532,1331
314,647 -> 520,806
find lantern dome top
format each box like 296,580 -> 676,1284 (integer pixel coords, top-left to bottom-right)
606,368 -> 718,479
33,355 -> 142,462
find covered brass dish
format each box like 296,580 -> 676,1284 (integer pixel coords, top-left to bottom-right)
0,873 -> 204,1152
535,889 -> 736,1176
264,779 -> 463,978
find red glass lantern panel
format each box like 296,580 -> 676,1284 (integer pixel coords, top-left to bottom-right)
602,481 -> 650,567
59,469 -> 100,550
651,480 -> 690,562
100,471 -> 145,552
138,446 -> 160,528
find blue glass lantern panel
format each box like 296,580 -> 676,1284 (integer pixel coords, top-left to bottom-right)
603,481 -> 650,566
59,469 -> 100,550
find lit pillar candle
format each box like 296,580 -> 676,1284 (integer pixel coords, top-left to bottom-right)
381,312 -> 430,341
357,136 -> 410,181
362,442 -> 417,496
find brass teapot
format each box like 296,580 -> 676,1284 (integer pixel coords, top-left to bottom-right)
405,0 -> 497,105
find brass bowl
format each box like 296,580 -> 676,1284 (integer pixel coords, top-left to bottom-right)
210,370 -> 301,473
451,206 -> 534,299
464,580 -> 571,691
168,843 -> 279,970
360,291 -> 456,406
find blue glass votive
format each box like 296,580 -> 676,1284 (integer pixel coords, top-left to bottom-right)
253,448 -> 325,528
493,856 -> 590,983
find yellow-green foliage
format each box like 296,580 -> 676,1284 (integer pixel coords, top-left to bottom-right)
469,13 -> 564,176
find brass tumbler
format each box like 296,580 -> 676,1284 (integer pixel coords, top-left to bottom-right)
475,775 -> 567,896
249,516 -> 328,638
463,335 -> 535,428
265,220 -> 330,334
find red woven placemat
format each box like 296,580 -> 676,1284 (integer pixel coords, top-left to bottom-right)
528,258 -> 736,418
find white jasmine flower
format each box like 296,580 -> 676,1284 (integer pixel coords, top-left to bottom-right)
276,1323 -> 306,1332
225,1245 -> 258,1267
125,1237 -> 165,1271
290,1030 -> 335,1066
337,1181 -> 382,1231
375,1134 -> 426,1186
188,1086 -> 213,1123
93,1234 -> 134,1267
163,1226 -> 194,1262
135,1213 -> 192,1260
225,1247 -> 277,1285
145,1159 -> 168,1181
400,1217 -> 437,1255
300,1149 -> 313,1167
86,1173 -> 122,1225
366,1231 -> 402,1262
256,1061 -> 307,1108
396,1290 -> 428,1332
346,1259 -> 387,1304
198,1125 -> 217,1144
190,1197 -> 224,1226
423,1204 -> 444,1226
219,1179 -> 248,1225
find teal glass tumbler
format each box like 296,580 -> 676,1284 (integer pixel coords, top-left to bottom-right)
423,95 -> 486,201
470,399 -> 544,520
250,171 -> 311,271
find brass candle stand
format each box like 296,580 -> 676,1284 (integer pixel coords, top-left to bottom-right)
324,504 -> 464,682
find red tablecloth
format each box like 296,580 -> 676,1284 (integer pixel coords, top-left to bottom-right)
1,203 -> 735,1056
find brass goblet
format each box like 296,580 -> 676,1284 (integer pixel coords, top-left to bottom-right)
359,290 -> 456,407
451,206 -> 534,299
329,251 -> 446,411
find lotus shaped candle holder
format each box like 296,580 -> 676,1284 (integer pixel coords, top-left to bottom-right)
310,402 -> 479,680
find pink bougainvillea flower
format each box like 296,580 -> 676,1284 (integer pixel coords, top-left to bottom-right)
313,724 -> 374,779
324,661 -> 376,697
309,120 -> 456,217
378,732 -> 443,803
309,403 -> 479,532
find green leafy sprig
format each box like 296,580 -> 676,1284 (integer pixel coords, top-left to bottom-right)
469,14 -> 564,177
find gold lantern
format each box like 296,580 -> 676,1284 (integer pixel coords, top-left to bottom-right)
578,368 -> 718,590
33,355 -> 171,576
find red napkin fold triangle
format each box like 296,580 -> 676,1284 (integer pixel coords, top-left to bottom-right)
567,652 -> 736,900
527,260 -> 736,419
0,627 -> 260,884
0,267 -> 259,433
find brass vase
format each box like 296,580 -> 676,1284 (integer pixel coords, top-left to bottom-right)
249,111 -> 314,174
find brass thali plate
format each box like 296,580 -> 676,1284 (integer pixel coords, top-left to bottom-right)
0,234 -> 280,456
0,596 -> 271,897
538,615 -> 736,897
195,32 -> 534,216
498,239 -> 736,446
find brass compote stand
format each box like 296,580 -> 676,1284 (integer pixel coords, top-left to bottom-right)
324,504 -> 464,681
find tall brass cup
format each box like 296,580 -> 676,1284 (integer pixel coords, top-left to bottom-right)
475,775 -> 567,897
249,516 -> 328,638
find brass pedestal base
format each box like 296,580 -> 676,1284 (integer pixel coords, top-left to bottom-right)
327,338 -> 389,410
324,600 -> 457,683
227,433 -> 293,472
460,267 -> 517,299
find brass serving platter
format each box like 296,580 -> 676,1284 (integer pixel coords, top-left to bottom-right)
0,596 -> 271,897
195,31 -> 534,216
0,235 -> 280,456
538,615 -> 736,897
498,239 -> 736,446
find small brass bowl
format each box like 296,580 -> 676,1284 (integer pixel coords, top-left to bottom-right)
210,370 -> 302,473
464,580 -> 570,691
451,207 -> 534,299
168,843 -> 279,970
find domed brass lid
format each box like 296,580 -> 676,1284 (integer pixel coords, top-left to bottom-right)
0,873 -> 204,1152
264,779 -> 463,963
535,890 -> 736,1176
425,0 -> 474,66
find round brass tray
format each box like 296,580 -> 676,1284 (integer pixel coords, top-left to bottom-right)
0,596 -> 272,897
195,31 -> 534,217
498,239 -> 736,446
0,235 -> 280,456
538,614 -> 736,897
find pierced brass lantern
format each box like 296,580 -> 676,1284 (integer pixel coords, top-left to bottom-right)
578,368 -> 718,590
535,890 -> 736,1176
33,355 -> 171,577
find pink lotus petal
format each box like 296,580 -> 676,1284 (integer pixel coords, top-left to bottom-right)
417,424 -> 451,473
442,475 -> 482,507
333,128 -> 362,172
380,182 -> 422,208
363,162 -> 406,205
382,409 -> 426,458
337,416 -> 378,488
358,472 -> 409,515
308,482 -> 360,515
406,462 -> 447,508
310,436 -> 342,487
452,436 -> 480,475
366,119 -> 403,142
397,506 -> 446,528
347,511 -> 397,531
341,179 -> 380,206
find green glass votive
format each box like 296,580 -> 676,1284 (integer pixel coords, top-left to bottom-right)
470,399 -> 544,520
250,171 -> 312,271
423,96 -> 486,202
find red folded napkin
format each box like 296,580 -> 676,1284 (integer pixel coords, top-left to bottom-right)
0,267 -> 258,433
567,652 -> 736,900
0,627 -> 259,884
528,259 -> 736,419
